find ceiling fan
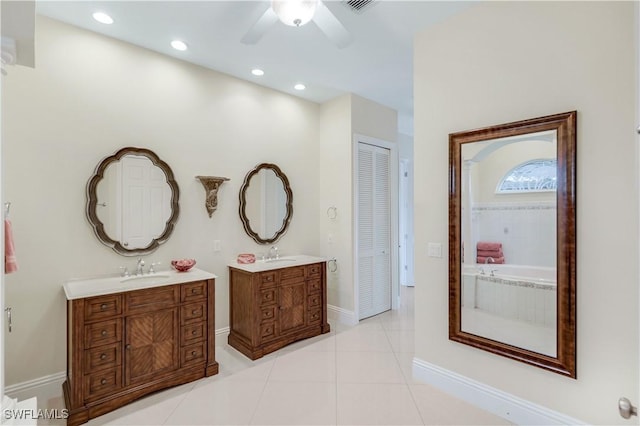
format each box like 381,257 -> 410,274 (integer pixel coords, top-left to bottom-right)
241,0 -> 353,49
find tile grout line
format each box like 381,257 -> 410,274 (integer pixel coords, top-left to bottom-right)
247,352 -> 278,426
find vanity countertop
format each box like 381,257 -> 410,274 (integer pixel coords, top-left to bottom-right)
63,268 -> 217,300
228,254 -> 327,273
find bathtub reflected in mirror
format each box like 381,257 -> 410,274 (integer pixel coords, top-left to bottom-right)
449,112 -> 576,378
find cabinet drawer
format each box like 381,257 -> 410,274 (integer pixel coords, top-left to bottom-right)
306,263 -> 322,278
84,318 -> 122,349
308,308 -> 322,325
259,288 -> 277,306
181,302 -> 206,324
280,266 -> 305,283
181,341 -> 206,367
126,286 -> 179,314
84,295 -> 122,322
181,281 -> 207,303
84,367 -> 122,401
181,322 -> 205,346
307,279 -> 322,294
84,342 -> 121,372
308,293 -> 322,308
260,306 -> 277,323
260,322 -> 277,341
259,272 -> 277,287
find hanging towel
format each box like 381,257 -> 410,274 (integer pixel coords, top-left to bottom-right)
477,249 -> 504,258
4,219 -> 18,274
477,242 -> 502,251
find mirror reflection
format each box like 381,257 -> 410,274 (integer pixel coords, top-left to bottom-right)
239,163 -> 293,244
449,111 -> 576,378
86,147 -> 180,256
460,130 -> 557,357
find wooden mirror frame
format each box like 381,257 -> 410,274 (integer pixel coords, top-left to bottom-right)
86,147 -> 180,256
239,163 -> 293,244
448,111 -> 577,378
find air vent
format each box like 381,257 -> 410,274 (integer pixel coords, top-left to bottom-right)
342,0 -> 376,14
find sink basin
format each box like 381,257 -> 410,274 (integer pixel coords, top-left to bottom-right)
120,273 -> 170,284
264,258 -> 297,264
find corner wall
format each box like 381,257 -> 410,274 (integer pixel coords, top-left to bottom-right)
413,2 -> 638,424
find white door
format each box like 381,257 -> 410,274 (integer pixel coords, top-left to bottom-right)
357,142 -> 392,320
121,156 -> 170,249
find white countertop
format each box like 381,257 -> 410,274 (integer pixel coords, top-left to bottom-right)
228,254 -> 327,273
63,268 -> 217,300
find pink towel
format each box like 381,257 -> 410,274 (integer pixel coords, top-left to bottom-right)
4,219 -> 18,274
477,256 -> 505,264
477,249 -> 504,258
477,242 -> 502,251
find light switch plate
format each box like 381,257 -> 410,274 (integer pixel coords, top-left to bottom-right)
427,243 -> 442,258
213,240 -> 221,252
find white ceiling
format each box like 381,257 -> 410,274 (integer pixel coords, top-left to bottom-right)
35,1 -> 473,135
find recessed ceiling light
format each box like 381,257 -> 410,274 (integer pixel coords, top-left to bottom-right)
251,68 -> 265,76
171,40 -> 188,51
294,83 -> 306,91
92,12 -> 114,25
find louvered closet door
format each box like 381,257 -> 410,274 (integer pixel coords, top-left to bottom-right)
358,143 -> 391,320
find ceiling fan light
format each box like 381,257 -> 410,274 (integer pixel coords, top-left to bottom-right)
272,0 -> 318,27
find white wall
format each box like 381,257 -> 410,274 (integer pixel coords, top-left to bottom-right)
1,17 -> 322,385
414,2 -> 637,424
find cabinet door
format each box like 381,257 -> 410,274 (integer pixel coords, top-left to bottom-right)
278,281 -> 306,334
125,307 -> 179,385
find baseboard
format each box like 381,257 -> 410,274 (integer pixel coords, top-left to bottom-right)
327,304 -> 358,326
5,326 -> 233,408
412,357 -> 586,425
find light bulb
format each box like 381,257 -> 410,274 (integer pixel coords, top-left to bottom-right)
271,0 -> 318,27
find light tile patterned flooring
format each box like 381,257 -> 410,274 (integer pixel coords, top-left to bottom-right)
48,287 -> 510,425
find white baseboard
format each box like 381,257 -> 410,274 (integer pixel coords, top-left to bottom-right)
328,304 -> 358,326
215,326 -> 230,336
412,357 -> 586,425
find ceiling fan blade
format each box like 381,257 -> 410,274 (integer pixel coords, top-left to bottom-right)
241,7 -> 279,45
312,1 -> 353,49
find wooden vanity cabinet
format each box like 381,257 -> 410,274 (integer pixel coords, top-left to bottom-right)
228,262 -> 330,360
63,279 -> 218,426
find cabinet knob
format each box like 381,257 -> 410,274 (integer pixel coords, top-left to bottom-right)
101,330 -> 108,337
192,330 -> 198,335
100,303 -> 108,310
100,379 -> 107,385
125,344 -> 131,350
191,351 -> 197,356
191,288 -> 197,294
192,310 -> 199,315
100,353 -> 107,360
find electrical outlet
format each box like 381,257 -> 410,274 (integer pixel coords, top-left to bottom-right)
213,240 -> 221,252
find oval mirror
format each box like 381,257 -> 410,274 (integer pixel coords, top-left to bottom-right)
86,147 -> 180,256
239,163 -> 293,244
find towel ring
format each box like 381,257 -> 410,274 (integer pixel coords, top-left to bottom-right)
327,206 -> 337,219
328,258 -> 338,273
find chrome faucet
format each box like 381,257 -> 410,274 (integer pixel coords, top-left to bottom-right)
490,269 -> 498,277
484,257 -> 495,264
136,258 -> 145,275
269,246 -> 279,260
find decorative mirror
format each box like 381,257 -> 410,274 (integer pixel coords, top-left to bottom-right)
86,147 -> 180,256
449,111 -> 576,377
239,163 -> 293,244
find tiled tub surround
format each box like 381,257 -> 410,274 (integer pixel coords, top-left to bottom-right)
462,264 -> 557,356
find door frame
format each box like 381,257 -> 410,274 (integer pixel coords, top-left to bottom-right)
352,133 -> 399,318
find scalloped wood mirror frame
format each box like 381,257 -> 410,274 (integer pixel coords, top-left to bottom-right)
86,147 -> 180,256
448,111 -> 577,378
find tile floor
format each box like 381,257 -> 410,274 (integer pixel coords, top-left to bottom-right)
47,287 -> 510,425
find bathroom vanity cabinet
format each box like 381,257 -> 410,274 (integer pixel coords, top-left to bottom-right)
62,270 -> 218,426
228,257 -> 330,360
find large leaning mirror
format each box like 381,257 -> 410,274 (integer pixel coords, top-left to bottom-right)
449,111 -> 576,378
86,147 -> 180,256
239,163 -> 293,244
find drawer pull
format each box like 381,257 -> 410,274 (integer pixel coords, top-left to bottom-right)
191,288 -> 197,294
192,330 -> 198,335
100,303 -> 108,310
125,344 -> 131,350
100,378 -> 107,385
192,310 -> 199,315
101,330 -> 108,336
100,353 -> 107,360
191,351 -> 197,356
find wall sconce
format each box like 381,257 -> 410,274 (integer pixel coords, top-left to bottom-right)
196,176 -> 229,218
